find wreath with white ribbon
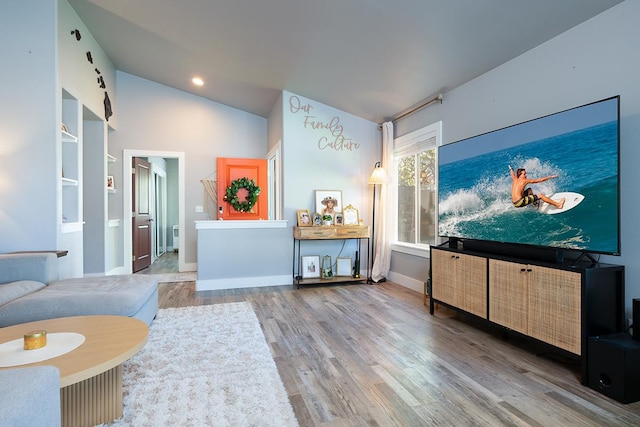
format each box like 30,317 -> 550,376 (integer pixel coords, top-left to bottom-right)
223,177 -> 260,213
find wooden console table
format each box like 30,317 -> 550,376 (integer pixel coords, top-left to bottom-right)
293,225 -> 369,287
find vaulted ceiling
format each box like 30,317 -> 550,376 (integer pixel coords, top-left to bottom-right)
68,0 -> 622,123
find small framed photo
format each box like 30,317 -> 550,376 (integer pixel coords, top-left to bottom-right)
107,175 -> 115,190
301,255 -> 320,279
334,212 -> 343,226
297,209 -> 311,226
343,204 -> 359,226
315,190 -> 343,219
336,257 -> 352,276
321,255 -> 333,279
312,212 -> 322,226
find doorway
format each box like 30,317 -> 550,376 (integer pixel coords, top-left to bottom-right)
153,168 -> 167,260
123,150 -> 185,274
267,141 -> 282,220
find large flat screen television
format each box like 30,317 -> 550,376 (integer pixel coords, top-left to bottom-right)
438,96 -> 620,256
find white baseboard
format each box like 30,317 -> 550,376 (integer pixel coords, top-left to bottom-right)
196,274 -> 292,291
181,262 -> 197,272
387,271 -> 425,294
106,266 -> 127,276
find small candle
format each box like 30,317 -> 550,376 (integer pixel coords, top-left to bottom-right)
24,330 -> 47,350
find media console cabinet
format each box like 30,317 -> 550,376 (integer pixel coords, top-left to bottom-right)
429,245 -> 625,385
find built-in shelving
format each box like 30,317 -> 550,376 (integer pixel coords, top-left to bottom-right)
61,92 -> 82,232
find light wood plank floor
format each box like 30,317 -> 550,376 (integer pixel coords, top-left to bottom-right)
158,281 -> 640,426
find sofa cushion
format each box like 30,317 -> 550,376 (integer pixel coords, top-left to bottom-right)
0,253 -> 58,285
0,274 -> 157,327
0,280 -> 46,307
0,366 -> 61,427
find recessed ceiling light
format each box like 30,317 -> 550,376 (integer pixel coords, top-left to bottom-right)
192,77 -> 204,86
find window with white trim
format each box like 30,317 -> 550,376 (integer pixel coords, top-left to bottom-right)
394,122 -> 441,247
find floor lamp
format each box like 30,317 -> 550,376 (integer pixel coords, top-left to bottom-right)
368,161 -> 386,282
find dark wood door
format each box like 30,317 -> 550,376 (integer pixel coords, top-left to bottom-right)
132,157 -> 152,272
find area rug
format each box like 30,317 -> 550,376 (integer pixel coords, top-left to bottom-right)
99,303 -> 298,427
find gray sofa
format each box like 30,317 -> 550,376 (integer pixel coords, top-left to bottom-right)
0,366 -> 61,427
0,252 -> 158,327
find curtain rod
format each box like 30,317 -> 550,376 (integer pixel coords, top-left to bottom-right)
379,93 -> 443,128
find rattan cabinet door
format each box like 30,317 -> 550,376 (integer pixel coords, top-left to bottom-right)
489,259 -> 528,335
459,253 -> 487,318
528,266 -> 581,355
431,249 -> 458,307
432,249 -> 487,317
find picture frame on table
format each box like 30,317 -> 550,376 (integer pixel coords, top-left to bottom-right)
334,212 -> 343,226
106,175 -> 115,190
312,213 -> 322,226
315,190 -> 342,220
297,209 -> 311,226
343,204 -> 359,226
301,255 -> 320,279
336,257 -> 352,277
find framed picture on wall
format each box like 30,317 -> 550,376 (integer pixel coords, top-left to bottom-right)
301,255 -> 320,279
315,190 -> 342,218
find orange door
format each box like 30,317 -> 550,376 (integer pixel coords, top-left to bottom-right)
217,157 -> 268,220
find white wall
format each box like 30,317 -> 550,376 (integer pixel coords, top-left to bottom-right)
268,92 -> 284,153
0,2 -> 58,253
58,0 -> 117,127
394,0 -> 640,316
282,91 -> 379,274
109,72 -> 268,267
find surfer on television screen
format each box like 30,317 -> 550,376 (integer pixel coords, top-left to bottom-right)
509,165 -> 565,210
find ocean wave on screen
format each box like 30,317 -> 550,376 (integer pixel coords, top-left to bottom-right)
438,192 -> 514,237
439,189 -> 483,215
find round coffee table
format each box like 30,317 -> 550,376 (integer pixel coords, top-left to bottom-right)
0,315 -> 148,427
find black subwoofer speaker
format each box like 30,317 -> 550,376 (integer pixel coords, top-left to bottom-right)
588,333 -> 640,403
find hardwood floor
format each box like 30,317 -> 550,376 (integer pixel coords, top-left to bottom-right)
135,251 -> 196,283
136,251 -> 179,275
158,281 -> 640,426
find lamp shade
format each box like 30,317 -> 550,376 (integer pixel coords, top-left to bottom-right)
368,162 -> 386,185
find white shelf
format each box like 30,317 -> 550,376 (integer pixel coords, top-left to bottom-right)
61,130 -> 78,143
107,154 -> 116,163
61,221 -> 84,233
62,177 -> 79,186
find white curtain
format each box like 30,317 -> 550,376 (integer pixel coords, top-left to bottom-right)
371,121 -> 394,282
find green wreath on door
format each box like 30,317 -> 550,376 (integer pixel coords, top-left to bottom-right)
223,177 -> 260,213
